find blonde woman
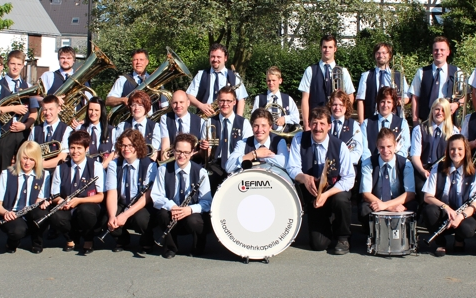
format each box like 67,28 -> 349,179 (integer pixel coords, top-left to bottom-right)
411,98 -> 459,205
0,141 -> 51,253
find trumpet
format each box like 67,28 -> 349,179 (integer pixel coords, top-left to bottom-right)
40,141 -> 62,160
158,147 -> 175,166
198,65 -> 242,120
345,129 -> 360,152
391,56 -> 406,119
204,124 -> 219,173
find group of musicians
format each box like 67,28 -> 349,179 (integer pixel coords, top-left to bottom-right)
0,34 -> 476,259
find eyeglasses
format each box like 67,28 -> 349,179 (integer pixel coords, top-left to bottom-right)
174,150 -> 192,156
130,103 -> 144,108
120,144 -> 134,149
218,100 -> 234,105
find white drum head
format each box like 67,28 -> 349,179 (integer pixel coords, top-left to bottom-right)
372,211 -> 414,217
211,167 -> 302,259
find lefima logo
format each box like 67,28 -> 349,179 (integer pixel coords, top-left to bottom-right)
238,180 -> 271,192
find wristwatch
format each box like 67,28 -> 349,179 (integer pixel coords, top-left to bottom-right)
440,203 -> 447,210
462,211 -> 468,219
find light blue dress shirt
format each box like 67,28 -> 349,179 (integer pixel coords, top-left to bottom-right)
116,117 -> 161,150
409,63 -> 460,99
159,112 -> 205,140
251,90 -> 300,130
356,67 -> 410,101
331,115 -> 362,165
410,123 -> 460,158
51,158 -> 105,195
28,119 -> 73,153
298,60 -> 355,95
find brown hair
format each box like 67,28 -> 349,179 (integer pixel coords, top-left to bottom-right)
309,107 -> 331,124
327,90 -> 353,118
376,86 -> 397,114
443,134 -> 475,176
57,46 -> 76,61
131,49 -> 149,60
208,43 -> 228,57
43,95 -> 60,105
377,127 -> 396,144
7,50 -> 25,64
0,56 -> 4,66
373,42 -> 393,60
433,36 -> 451,49
68,130 -> 90,149
217,86 -> 237,101
115,129 -> 148,159
251,108 -> 273,126
320,35 -> 337,48
266,66 -> 282,79
128,90 -> 152,114
173,133 -> 198,150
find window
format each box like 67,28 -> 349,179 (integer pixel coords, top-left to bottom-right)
61,38 -> 71,47
71,17 -> 79,25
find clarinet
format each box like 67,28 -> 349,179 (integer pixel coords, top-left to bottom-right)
0,193 -> 60,225
155,176 -> 205,247
34,176 -> 99,228
97,181 -> 153,243
425,193 -> 476,245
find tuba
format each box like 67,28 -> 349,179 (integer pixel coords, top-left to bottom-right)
0,80 -> 47,139
391,56 -> 406,119
263,101 -> 303,144
148,89 -> 174,122
108,47 -> 192,126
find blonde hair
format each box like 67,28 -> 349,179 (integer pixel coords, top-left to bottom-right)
266,66 -> 282,79
427,98 -> 453,141
9,141 -> 43,178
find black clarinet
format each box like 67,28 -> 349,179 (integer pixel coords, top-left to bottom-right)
155,176 -> 205,247
0,193 -> 60,225
425,193 -> 476,245
97,181 -> 153,243
34,176 -> 99,228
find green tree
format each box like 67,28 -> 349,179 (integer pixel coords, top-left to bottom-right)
0,2 -> 13,30
441,0 -> 476,43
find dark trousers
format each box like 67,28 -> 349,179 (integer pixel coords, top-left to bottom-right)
49,203 -> 101,242
307,191 -> 352,251
208,160 -> 227,196
423,204 -> 476,246
154,209 -> 210,253
109,204 -> 155,247
0,207 -> 49,249
359,199 -> 419,234
0,130 -> 29,171
414,169 -> 427,206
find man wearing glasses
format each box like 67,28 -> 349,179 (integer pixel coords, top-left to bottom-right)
200,86 -> 252,194
150,133 -> 212,259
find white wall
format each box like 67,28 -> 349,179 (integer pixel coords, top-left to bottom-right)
37,36 -> 59,71
0,32 -> 27,52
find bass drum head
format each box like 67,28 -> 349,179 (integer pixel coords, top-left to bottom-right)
211,167 -> 302,260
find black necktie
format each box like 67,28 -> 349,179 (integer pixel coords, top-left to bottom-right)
449,171 -> 461,209
137,76 -> 143,85
221,118 -> 229,169
72,166 -> 81,191
64,73 -> 70,81
379,70 -> 385,89
178,118 -> 183,134
179,170 -> 186,204
213,72 -> 220,101
134,123 -> 141,132
89,126 -> 98,154
382,119 -> 389,129
12,79 -> 20,92
333,120 -> 340,137
46,126 -> 53,143
124,165 -> 131,204
16,174 -> 29,211
324,64 -> 331,97
381,164 -> 391,202
429,68 -> 442,106
313,143 -> 323,178
430,127 -> 441,163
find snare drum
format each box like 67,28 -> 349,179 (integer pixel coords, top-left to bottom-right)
367,211 -> 417,256
211,163 -> 303,261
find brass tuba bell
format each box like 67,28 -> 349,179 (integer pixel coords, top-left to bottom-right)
108,47 -> 192,126
263,101 -> 303,144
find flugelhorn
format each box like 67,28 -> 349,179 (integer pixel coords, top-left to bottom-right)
0,80 -> 47,139
332,66 -> 344,93
40,140 -> 62,160
391,56 -> 406,119
108,47 -> 192,126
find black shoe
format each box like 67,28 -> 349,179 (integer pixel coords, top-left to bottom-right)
112,244 -> 125,253
453,241 -> 465,254
46,228 -> 60,240
5,245 -> 16,254
83,247 -> 94,255
31,247 -> 43,254
333,240 -> 350,255
434,247 -> 446,257
162,250 -> 176,259
139,246 -> 153,254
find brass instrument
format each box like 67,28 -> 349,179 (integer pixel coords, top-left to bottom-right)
40,43 -> 116,125
147,144 -> 156,158
345,129 -> 360,152
262,102 -> 303,144
0,80 -> 46,139
451,70 -> 469,126
391,56 -> 406,119
331,66 -> 344,93
108,47 -> 192,126
40,140 -> 62,160
204,123 -> 219,173
198,65 -> 242,120
158,147 -> 175,166
394,130 -> 403,152
472,150 -> 476,166
148,89 -> 174,122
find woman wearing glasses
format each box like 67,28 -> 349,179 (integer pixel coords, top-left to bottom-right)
150,133 -> 212,259
104,129 -> 157,253
115,90 -> 161,160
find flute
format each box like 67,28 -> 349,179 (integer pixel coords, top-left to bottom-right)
97,181 -> 153,243
34,176 -> 99,228
155,176 -> 205,247
425,193 -> 476,245
0,194 -> 60,225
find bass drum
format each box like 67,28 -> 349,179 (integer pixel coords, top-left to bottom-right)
211,163 -> 303,261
